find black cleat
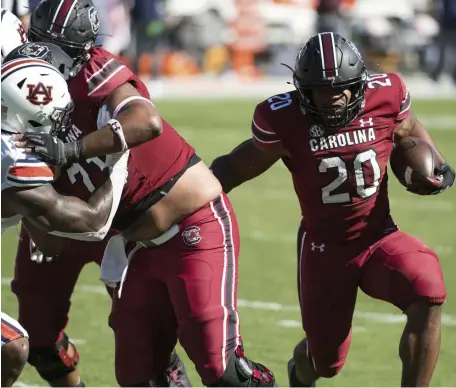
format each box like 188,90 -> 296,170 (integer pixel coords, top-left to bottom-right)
166,351 -> 192,387
288,358 -> 316,387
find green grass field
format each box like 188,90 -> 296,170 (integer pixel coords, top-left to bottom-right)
2,98 -> 456,387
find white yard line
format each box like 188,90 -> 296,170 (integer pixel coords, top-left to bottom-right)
2,278 -> 456,326
277,320 -> 367,333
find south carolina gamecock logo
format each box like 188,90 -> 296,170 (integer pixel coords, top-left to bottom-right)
18,43 -> 50,59
26,83 -> 53,106
182,226 -> 203,245
88,6 -> 100,34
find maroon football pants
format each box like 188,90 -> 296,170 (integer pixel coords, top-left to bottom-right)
108,194 -> 241,386
297,223 -> 446,378
12,228 -> 112,348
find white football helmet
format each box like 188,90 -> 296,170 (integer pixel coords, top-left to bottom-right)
1,58 -> 73,135
1,8 -> 28,60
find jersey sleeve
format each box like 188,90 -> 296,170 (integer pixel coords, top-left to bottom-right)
2,135 -> 57,190
82,47 -> 134,101
251,101 -> 283,150
7,155 -> 57,188
391,73 -> 411,122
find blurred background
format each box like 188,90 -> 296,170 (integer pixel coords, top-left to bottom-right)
3,0 -> 456,95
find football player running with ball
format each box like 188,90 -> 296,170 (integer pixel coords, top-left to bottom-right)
210,33 -> 455,387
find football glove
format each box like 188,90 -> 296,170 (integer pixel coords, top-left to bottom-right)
409,163 -> 455,195
19,132 -> 83,166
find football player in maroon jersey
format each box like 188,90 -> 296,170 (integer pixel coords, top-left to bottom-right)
210,33 -> 455,387
8,0 -> 188,386
12,1 -> 277,387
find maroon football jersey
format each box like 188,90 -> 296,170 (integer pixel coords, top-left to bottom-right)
252,73 -> 411,242
55,47 -> 195,217
54,47 -> 150,199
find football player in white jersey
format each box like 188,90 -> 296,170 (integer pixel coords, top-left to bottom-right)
1,58 -> 128,386
1,57 -> 127,236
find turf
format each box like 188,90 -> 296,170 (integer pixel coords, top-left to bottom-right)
2,98 -> 456,386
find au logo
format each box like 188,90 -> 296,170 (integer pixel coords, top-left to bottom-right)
26,83 -> 53,106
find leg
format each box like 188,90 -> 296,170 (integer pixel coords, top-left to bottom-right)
1,313 -> 29,387
11,227 -> 96,387
430,30 -> 448,81
360,231 -> 446,387
165,195 -> 275,387
1,338 -> 29,387
292,230 -> 362,385
108,246 -> 178,387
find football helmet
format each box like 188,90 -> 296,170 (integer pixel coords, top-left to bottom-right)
4,42 -> 78,81
291,32 -> 367,129
1,8 -> 28,60
28,0 -> 100,62
1,58 -> 73,135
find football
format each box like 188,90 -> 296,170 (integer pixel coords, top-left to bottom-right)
390,136 -> 440,192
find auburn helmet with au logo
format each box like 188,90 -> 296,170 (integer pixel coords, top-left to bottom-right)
28,0 -> 100,63
1,58 -> 73,135
289,32 -> 368,130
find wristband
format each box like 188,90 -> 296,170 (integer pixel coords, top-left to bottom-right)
107,118 -> 128,152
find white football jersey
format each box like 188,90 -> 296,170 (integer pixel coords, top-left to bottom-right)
1,131 -> 56,233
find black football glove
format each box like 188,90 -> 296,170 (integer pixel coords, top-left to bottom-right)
22,132 -> 83,166
429,163 -> 455,194
409,163 -> 455,195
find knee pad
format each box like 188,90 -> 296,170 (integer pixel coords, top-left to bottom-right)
208,344 -> 277,387
28,332 -> 80,382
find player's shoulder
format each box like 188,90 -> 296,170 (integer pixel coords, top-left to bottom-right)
72,46 -> 132,100
251,90 -> 303,148
365,72 -> 406,93
364,72 -> 409,116
254,90 -> 301,128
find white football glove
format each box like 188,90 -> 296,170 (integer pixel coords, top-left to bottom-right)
29,240 -> 54,263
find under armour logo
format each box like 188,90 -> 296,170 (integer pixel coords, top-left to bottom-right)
359,117 -> 374,128
311,242 -> 325,252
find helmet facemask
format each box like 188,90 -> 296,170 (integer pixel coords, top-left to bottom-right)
294,74 -> 367,130
50,100 -> 74,137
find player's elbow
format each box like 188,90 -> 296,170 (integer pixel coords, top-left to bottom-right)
133,100 -> 163,141
146,113 -> 163,139
210,155 -> 236,193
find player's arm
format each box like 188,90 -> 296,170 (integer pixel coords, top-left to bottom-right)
394,112 -> 445,162
2,178 -> 113,235
210,102 -> 285,193
15,82 -> 161,165
394,112 -> 455,193
78,82 -> 162,158
211,139 -> 282,193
